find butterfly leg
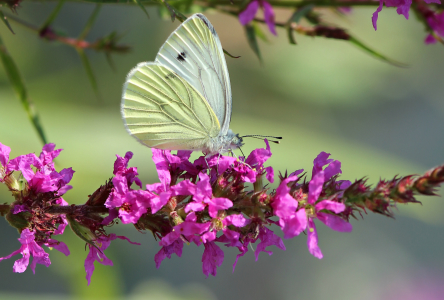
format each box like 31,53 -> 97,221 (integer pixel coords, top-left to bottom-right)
231,151 -> 253,170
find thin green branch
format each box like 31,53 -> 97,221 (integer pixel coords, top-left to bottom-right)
78,4 -> 102,40
39,0 -> 66,31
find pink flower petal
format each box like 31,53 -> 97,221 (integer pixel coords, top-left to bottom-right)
265,166 -> 274,183
239,0 -> 260,25
280,208 -> 307,239
206,197 -> 233,218
308,171 -> 324,204
225,214 -> 249,227
372,0 -> 384,30
154,239 -> 183,268
202,241 -> 224,278
0,142 -> 10,167
151,149 -> 171,190
425,34 -> 437,44
262,1 -> 277,35
317,212 -> 352,232
307,219 -> 323,259
254,227 -> 285,260
315,200 -> 345,214
323,160 -> 341,181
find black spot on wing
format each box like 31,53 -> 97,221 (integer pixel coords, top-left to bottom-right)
177,52 -> 186,62
165,73 -> 176,80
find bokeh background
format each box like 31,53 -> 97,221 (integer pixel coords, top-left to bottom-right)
0,3 -> 443,299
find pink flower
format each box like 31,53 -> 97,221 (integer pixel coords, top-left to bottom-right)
372,0 -> 440,30
233,139 -> 274,183
301,166 -> 352,259
113,152 -> 142,188
254,227 -> 286,260
159,214 -> 211,247
425,11 -> 444,44
6,144 -> 74,195
154,239 -> 184,268
105,152 -> 150,224
271,175 -> 305,239
239,0 -> 277,35
105,175 -> 151,224
84,234 -> 140,285
151,149 -> 192,190
0,229 -> 51,274
185,173 -> 233,217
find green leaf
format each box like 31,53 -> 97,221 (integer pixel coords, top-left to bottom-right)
286,5 -> 314,45
245,24 -> 262,63
133,0 -> 150,19
0,34 -> 48,145
0,10 -> 14,34
39,0 -> 66,32
105,52 -> 116,71
252,22 -> 268,43
79,4 -> 102,40
349,36 -> 407,67
77,48 -> 101,100
155,0 -> 186,22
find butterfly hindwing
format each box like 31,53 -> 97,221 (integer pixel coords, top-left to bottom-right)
121,62 -> 220,150
155,14 -> 232,136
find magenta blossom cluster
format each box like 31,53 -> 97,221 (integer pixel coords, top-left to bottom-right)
372,0 -> 441,31
0,142 -> 71,273
0,142 -> 137,284
237,0 -> 443,44
1,140 -> 439,283
104,140 -> 353,276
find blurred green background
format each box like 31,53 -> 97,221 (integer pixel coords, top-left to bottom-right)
0,3 -> 444,299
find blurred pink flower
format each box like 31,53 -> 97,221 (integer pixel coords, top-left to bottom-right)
239,0 -> 277,35
425,11 -> 444,44
372,0 -> 441,30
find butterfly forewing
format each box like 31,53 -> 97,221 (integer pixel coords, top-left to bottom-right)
122,63 -> 220,150
155,14 -> 232,136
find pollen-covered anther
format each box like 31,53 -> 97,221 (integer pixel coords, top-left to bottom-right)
212,218 -> 224,231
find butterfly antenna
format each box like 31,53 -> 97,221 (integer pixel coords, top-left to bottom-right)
241,135 -> 282,144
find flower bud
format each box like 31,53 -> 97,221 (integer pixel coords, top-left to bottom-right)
66,214 -> 97,246
5,210 -> 30,230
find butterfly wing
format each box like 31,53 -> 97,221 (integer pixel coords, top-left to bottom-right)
155,13 -> 232,136
121,62 -> 220,150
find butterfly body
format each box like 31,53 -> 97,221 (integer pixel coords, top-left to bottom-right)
121,14 -> 243,156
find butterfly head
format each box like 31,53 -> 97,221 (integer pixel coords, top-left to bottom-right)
229,132 -> 244,152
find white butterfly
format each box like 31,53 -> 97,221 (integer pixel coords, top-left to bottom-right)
121,13 -> 244,156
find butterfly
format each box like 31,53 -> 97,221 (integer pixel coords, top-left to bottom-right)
121,13 -> 244,157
